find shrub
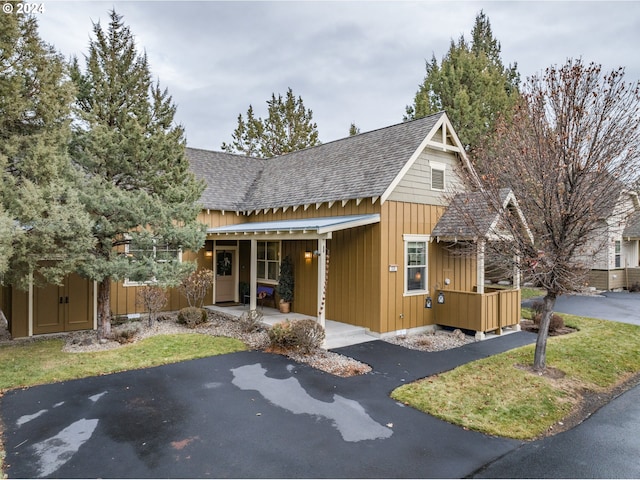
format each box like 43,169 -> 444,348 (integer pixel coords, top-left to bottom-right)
177,307 -> 208,328
531,300 -> 545,315
238,310 -> 263,333
629,282 -> 640,293
290,319 -> 325,353
268,319 -> 325,353
179,270 -> 214,308
533,312 -> 565,333
136,285 -> 168,326
111,327 -> 138,344
276,256 -> 294,303
268,321 -> 294,350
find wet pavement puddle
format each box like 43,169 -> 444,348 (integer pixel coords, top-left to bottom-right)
32,418 -> 99,477
231,363 -> 393,442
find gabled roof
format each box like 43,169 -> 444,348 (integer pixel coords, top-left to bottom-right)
432,189 -> 532,243
187,149 -> 267,211
187,112 -> 471,212
623,211 -> 640,239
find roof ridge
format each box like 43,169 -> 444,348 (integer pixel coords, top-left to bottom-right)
270,111 -> 446,160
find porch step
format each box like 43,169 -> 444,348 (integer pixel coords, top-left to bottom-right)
324,321 -> 377,350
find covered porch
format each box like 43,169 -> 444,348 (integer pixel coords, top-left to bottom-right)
430,189 -> 530,339
207,214 -> 381,333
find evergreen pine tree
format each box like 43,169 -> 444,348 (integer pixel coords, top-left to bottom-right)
222,87 -> 320,158
71,10 -> 205,337
406,11 -> 520,153
0,3 -> 94,288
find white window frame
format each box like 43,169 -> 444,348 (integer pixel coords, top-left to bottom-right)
615,240 -> 621,268
403,234 -> 429,296
257,240 -> 281,285
123,237 -> 183,287
431,161 -> 446,191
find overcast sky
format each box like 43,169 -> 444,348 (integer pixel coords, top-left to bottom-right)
34,1 -> 640,151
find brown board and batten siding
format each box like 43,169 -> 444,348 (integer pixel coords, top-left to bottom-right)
109,251 -> 199,316
379,200 -> 477,334
245,199 -> 382,331
108,208 -> 238,316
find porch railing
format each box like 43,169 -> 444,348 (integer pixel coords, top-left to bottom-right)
433,289 -> 521,335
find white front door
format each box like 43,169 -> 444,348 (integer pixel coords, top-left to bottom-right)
215,248 -> 237,303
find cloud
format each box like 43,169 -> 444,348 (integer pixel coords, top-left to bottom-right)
36,1 -> 640,150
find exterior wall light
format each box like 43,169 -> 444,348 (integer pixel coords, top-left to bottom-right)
304,251 -> 313,260
425,296 -> 432,309
437,291 -> 445,304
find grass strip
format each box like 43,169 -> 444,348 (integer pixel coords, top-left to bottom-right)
0,334 -> 246,391
391,313 -> 640,439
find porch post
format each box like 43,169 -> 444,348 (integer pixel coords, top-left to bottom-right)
317,237 -> 326,330
476,239 -> 485,294
513,254 -> 521,289
250,239 -> 257,311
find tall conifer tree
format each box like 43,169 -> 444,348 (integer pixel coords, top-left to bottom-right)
406,11 -> 520,153
222,87 -> 320,158
0,3 -> 93,288
71,10 -> 205,337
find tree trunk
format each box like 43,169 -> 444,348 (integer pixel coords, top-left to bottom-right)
533,292 -> 557,371
97,278 -> 111,339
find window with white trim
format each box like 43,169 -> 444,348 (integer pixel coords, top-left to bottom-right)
615,240 -> 621,268
404,234 -> 429,295
431,162 -> 446,191
123,238 -> 182,286
257,241 -> 280,283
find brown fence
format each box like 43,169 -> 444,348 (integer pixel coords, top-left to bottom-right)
434,289 -> 521,335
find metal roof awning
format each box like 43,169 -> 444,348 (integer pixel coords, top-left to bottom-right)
207,214 -> 380,239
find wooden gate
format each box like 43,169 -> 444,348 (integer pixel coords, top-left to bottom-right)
33,274 -> 94,335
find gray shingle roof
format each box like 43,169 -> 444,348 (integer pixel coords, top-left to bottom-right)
186,113 -> 444,211
432,189 -> 514,240
186,148 -> 267,211
623,211 -> 640,239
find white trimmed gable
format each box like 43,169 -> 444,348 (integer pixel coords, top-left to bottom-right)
383,114 -> 473,206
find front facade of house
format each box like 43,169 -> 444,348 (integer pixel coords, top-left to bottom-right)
1,112 -> 522,339
586,192 -> 640,290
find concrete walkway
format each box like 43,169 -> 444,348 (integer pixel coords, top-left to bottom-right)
207,304 -> 378,349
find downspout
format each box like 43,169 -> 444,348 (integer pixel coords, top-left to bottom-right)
28,272 -> 33,337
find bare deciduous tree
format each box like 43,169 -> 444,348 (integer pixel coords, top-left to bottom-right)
470,59 -> 640,371
179,269 -> 214,308
136,286 -> 168,326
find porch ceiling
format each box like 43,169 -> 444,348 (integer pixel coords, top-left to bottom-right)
207,214 -> 380,238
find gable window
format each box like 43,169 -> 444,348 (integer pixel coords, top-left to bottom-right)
257,241 -> 280,283
404,234 -> 429,295
123,238 -> 182,286
431,162 -> 446,191
615,240 -> 621,268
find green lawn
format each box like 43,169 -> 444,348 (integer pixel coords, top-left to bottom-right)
392,313 -> 640,439
0,334 -> 246,391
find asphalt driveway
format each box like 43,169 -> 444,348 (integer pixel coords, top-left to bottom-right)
523,291 -> 640,326
2,334 -> 535,479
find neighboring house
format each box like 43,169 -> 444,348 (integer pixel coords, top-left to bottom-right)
1,112 -> 524,340
585,190 -> 640,290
